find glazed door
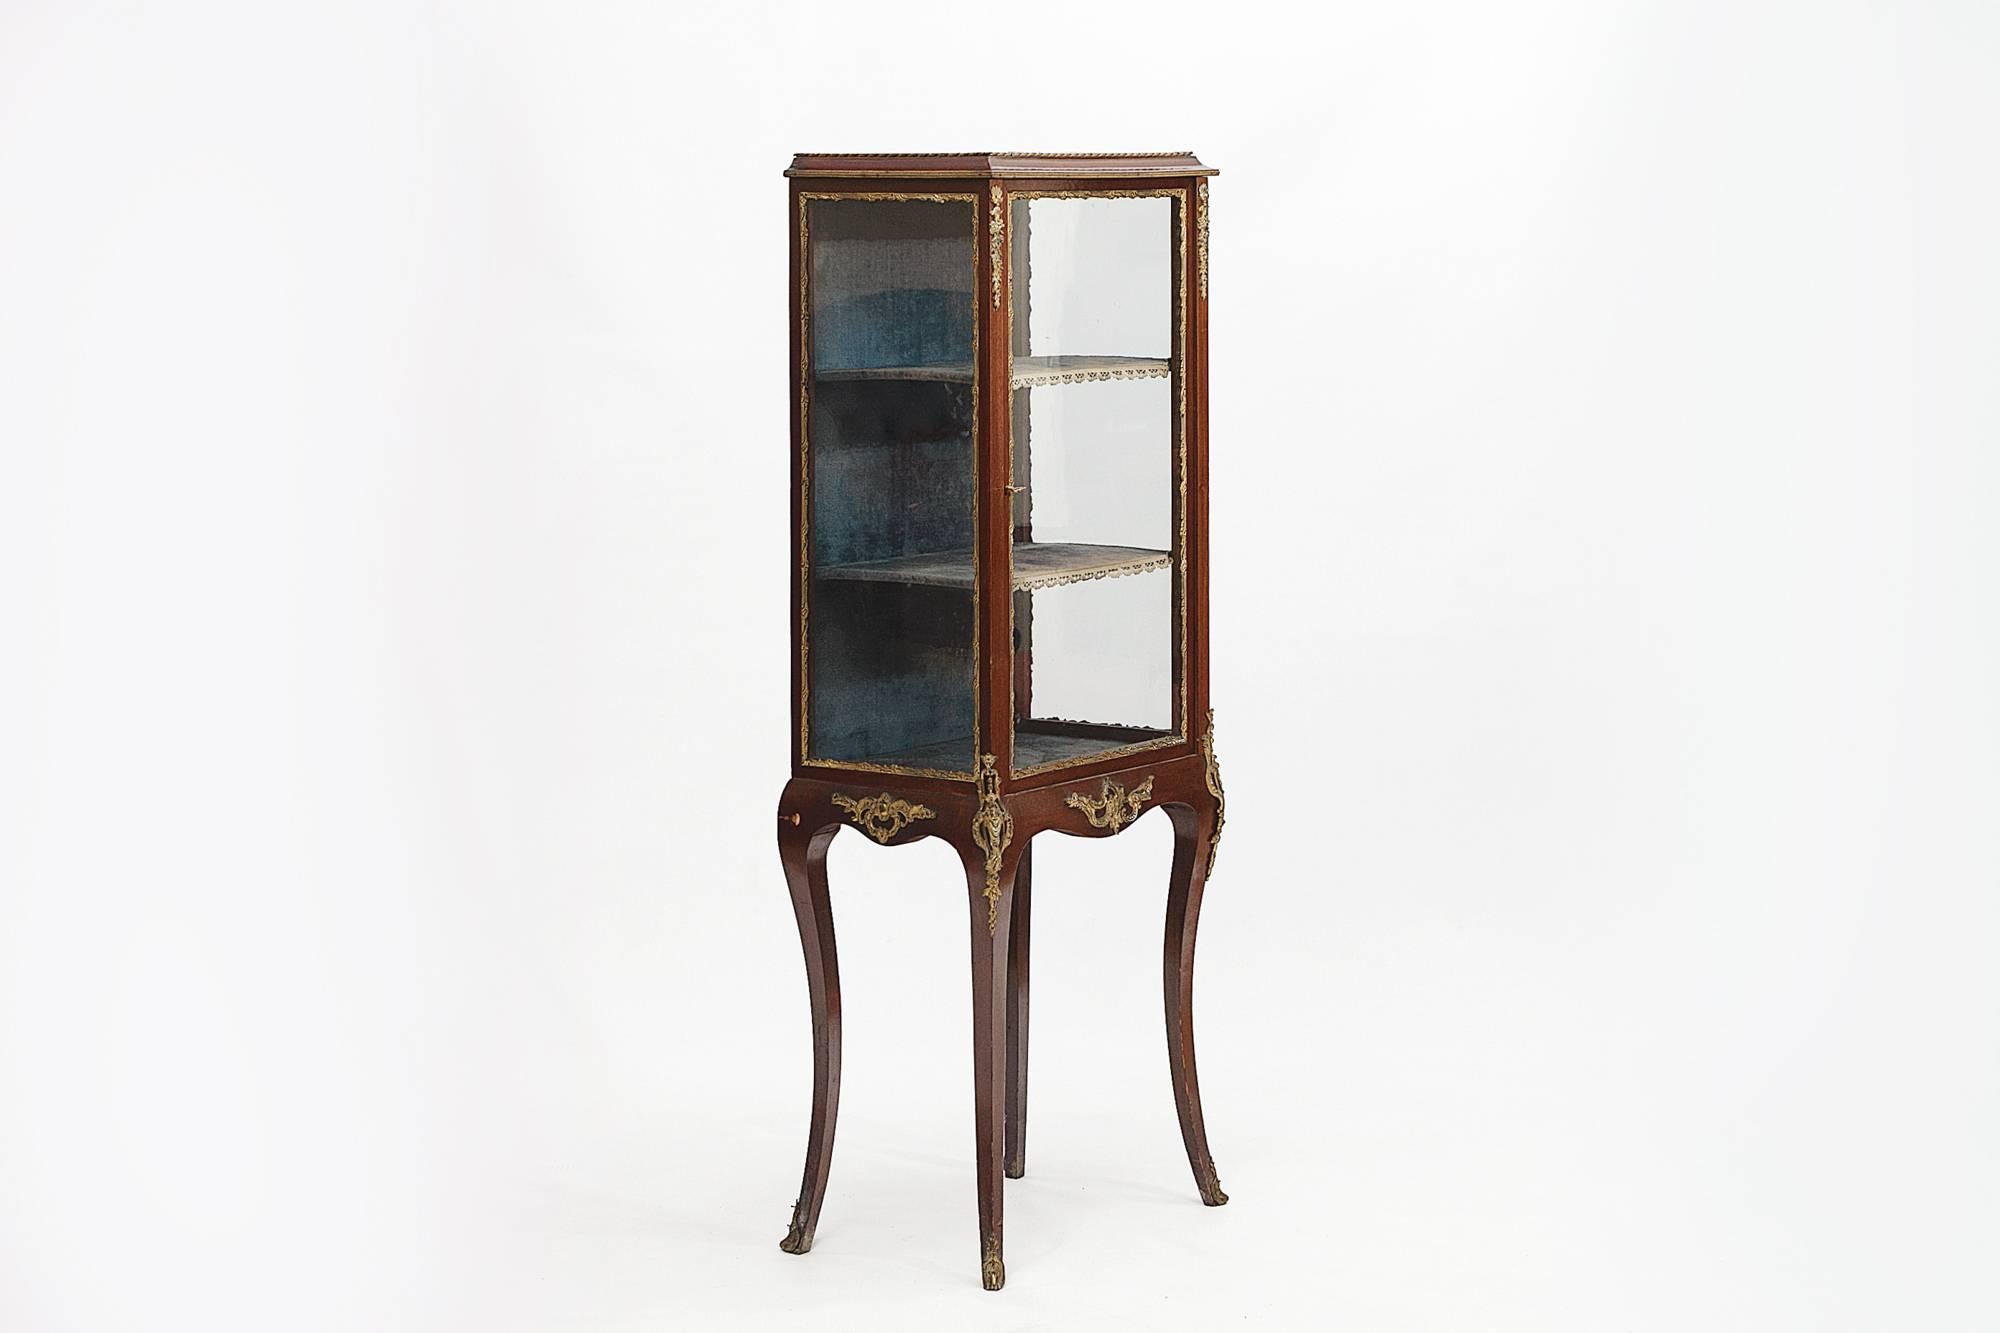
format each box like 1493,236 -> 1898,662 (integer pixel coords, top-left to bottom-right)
800,192 -> 983,777
1004,189 -> 1188,777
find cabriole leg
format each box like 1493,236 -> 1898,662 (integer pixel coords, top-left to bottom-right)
777,795 -> 842,1254
961,838 -> 1017,1290
1004,842 -> 1032,1179
1164,802 -> 1229,1206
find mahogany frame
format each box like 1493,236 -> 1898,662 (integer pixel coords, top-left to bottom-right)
777,152 -> 1225,1292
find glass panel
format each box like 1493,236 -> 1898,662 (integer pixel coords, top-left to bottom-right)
1007,194 -> 1181,775
805,196 -> 978,773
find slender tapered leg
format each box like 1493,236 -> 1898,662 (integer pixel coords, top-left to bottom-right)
961,840 -> 1016,1290
1004,842 -> 1031,1179
778,807 -> 842,1254
1164,802 -> 1228,1206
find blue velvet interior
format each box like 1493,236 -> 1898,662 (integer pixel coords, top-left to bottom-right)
811,381 -> 973,564
806,230 -> 978,768
812,288 -> 974,372
809,581 -> 974,769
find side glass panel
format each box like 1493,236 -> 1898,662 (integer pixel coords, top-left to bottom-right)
1007,194 -> 1181,776
804,196 -> 978,774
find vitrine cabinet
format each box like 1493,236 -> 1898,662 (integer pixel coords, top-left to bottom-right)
776,151 -> 1226,1291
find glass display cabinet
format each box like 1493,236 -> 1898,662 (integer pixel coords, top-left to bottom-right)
776,151 -> 1226,1291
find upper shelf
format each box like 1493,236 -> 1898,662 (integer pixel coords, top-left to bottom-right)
817,354 -> 1170,391
820,542 -> 1169,592
1012,355 -> 1169,388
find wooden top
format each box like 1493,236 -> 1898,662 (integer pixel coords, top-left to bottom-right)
787,151 -> 1215,179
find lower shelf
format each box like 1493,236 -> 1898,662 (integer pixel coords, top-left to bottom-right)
812,354 -> 1170,390
820,542 -> 1169,592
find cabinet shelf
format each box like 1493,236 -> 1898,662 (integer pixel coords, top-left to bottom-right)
819,541 -> 1169,592
1011,355 -> 1170,388
816,363 -> 974,384
815,354 -> 1170,390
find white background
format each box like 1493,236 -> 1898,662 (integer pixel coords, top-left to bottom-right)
4,2 -> 1997,1329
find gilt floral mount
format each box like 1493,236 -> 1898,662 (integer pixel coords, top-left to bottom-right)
830,791 -> 936,843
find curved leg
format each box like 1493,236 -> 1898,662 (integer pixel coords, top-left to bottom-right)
959,838 -> 1017,1290
1004,842 -> 1031,1179
778,799 -> 842,1253
1164,802 -> 1228,1206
